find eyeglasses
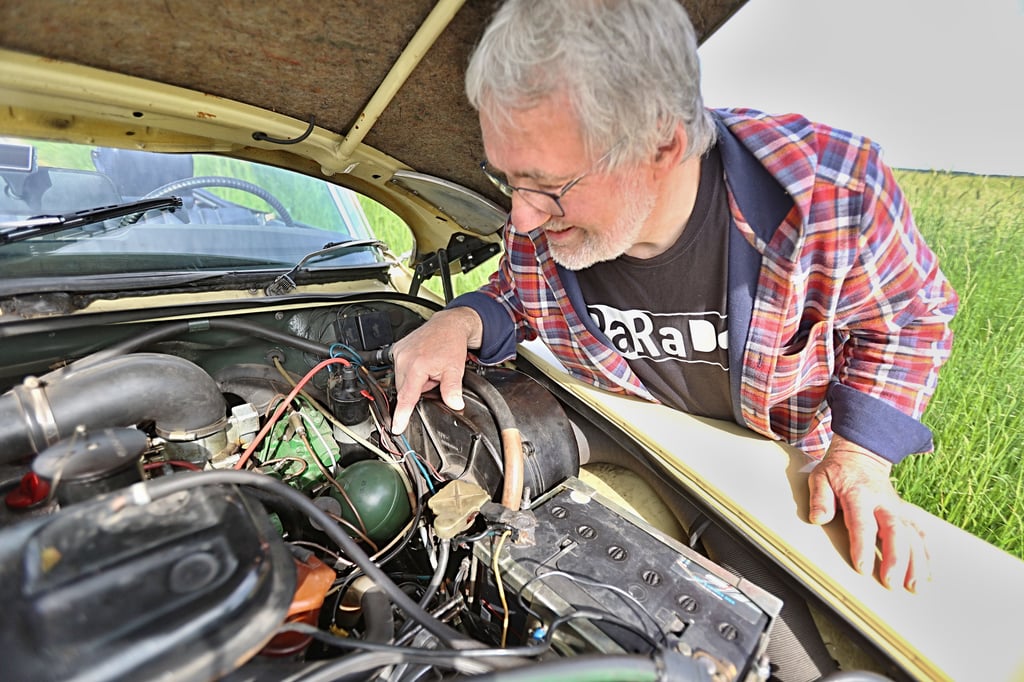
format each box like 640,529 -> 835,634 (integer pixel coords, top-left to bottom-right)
479,145 -> 618,217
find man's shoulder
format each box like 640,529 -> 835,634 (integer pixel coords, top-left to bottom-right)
712,107 -> 885,192
714,107 -> 873,152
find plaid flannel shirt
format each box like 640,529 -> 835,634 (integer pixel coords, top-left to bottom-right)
452,109 -> 958,462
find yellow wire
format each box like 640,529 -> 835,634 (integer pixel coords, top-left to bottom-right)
492,530 -> 512,647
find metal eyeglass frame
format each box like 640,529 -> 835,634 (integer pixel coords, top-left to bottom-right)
479,144 -> 619,217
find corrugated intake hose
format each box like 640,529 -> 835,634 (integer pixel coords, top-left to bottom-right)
0,352 -> 227,464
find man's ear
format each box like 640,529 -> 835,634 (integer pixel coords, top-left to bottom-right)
653,123 -> 688,173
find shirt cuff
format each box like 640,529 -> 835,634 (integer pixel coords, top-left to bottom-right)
827,382 -> 934,464
446,291 -> 518,365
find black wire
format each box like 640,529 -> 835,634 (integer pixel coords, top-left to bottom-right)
329,486 -> 424,627
454,522 -> 511,545
550,609 -> 664,652
284,620 -> 542,659
284,609 -> 661,661
515,564 -> 669,648
130,469 -> 474,649
252,115 -> 316,145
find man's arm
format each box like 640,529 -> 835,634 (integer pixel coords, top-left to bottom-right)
826,152 -> 958,462
809,142 -> 956,590
391,244 -> 537,433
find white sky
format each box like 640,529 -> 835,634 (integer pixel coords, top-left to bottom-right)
698,0 -> 1024,176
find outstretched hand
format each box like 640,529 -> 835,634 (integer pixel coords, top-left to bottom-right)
808,434 -> 929,592
389,307 -> 484,434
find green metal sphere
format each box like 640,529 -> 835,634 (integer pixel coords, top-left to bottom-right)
332,460 -> 411,543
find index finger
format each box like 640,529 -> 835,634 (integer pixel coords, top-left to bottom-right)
391,370 -> 437,434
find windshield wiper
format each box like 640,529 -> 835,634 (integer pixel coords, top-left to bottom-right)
0,196 -> 183,245
265,239 -> 385,296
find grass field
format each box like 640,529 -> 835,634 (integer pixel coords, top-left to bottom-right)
363,170 -> 1024,560
891,171 -> 1023,559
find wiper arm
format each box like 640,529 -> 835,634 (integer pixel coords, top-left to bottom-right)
265,239 -> 384,296
0,196 -> 183,245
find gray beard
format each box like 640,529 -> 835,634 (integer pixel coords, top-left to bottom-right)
548,174 -> 657,271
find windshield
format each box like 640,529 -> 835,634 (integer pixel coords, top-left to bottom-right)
0,137 -> 384,280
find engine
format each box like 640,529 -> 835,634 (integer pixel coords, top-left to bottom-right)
0,300 -> 779,681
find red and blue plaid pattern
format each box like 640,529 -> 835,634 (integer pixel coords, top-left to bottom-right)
472,109 -> 958,457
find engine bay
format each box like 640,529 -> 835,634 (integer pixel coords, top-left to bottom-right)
0,297 -> 780,681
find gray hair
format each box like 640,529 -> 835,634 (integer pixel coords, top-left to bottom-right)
465,0 -> 717,167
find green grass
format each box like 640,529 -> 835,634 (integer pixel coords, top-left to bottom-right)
892,171 -> 1024,559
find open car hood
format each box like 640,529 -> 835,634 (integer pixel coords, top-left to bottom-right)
0,0 -> 745,256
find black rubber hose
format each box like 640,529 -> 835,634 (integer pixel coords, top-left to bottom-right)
69,318 -> 334,371
467,652 -> 712,682
0,353 -> 226,464
462,371 -> 524,510
461,371 -> 516,434
68,317 -> 394,370
360,588 -> 395,644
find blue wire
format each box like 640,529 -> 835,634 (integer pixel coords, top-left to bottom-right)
401,434 -> 436,494
328,342 -> 363,365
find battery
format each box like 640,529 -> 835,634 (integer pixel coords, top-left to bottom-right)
473,476 -> 780,681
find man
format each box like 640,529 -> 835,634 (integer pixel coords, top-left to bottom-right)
391,0 -> 957,675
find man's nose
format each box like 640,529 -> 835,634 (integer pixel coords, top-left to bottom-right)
509,193 -> 553,232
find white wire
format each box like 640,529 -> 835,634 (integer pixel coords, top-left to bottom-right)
297,408 -> 339,469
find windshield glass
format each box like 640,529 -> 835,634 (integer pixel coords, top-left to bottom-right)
0,137 -> 385,279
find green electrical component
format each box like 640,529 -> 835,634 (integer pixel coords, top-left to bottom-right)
331,460 -> 411,544
260,405 -> 340,491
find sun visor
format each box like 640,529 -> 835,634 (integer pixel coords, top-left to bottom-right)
390,169 -> 506,236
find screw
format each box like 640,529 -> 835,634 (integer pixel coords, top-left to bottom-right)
641,570 -> 662,586
676,595 -> 699,613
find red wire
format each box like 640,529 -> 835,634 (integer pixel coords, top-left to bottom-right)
234,356 -> 351,470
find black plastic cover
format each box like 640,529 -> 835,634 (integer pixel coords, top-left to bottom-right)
0,484 -> 296,682
408,367 -> 580,502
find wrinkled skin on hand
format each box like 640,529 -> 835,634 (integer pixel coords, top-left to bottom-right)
390,307 -> 483,434
808,434 -> 929,592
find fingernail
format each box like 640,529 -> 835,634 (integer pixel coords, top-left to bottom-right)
907,578 -> 917,593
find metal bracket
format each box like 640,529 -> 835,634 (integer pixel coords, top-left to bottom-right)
409,233 -> 501,302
